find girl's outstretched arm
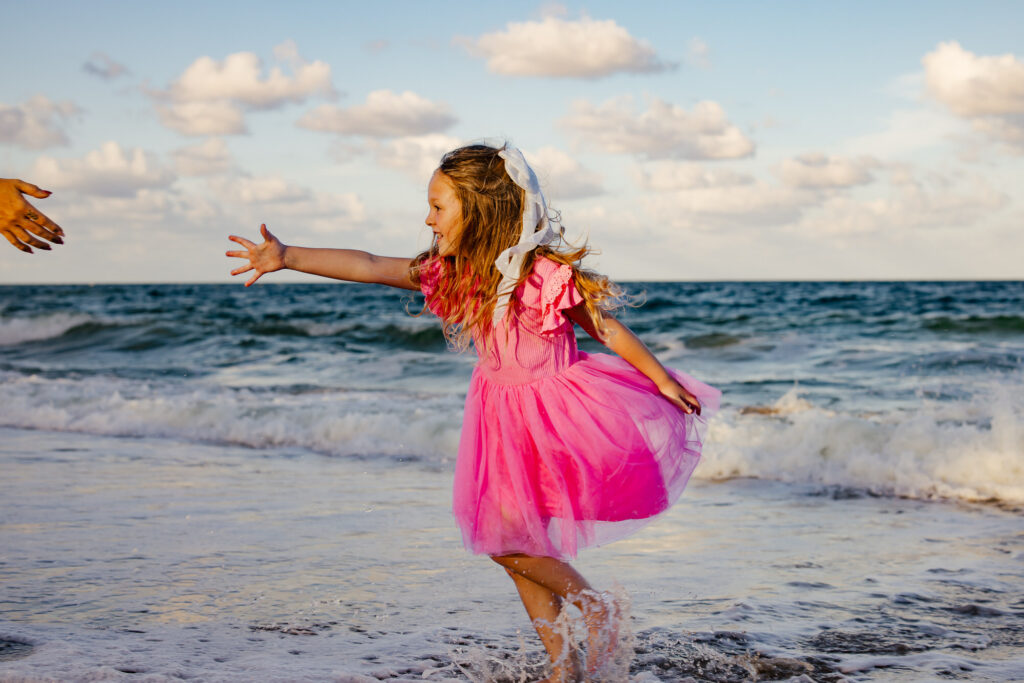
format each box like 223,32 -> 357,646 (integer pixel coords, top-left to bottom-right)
226,224 -> 418,290
567,306 -> 701,415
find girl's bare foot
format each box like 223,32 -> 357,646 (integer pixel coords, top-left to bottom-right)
582,591 -> 621,677
539,648 -> 583,682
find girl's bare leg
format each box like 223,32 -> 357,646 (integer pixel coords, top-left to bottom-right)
492,555 -> 617,678
504,568 -> 580,682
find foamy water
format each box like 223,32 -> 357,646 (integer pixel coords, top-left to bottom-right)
1,428 -> 1021,681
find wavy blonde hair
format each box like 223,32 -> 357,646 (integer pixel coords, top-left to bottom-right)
410,144 -> 622,350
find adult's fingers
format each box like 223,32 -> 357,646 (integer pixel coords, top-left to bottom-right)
1,229 -> 33,253
24,220 -> 63,244
14,180 -> 51,199
24,207 -> 63,237
12,223 -> 50,250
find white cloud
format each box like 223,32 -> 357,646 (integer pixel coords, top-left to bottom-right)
642,182 -> 813,230
168,49 -> 334,109
793,171 -> 1008,236
210,174 -> 366,234
687,37 -> 711,70
464,15 -> 670,78
562,96 -> 754,160
840,108 -> 963,157
632,161 -> 754,191
82,52 -> 129,80
923,41 -> 1024,152
30,141 -> 176,197
154,42 -> 335,137
0,95 -> 80,149
924,41 -> 1024,117
47,188 -> 202,228
777,152 -> 878,189
298,90 -> 456,138
525,147 -> 603,200
172,138 -> 232,176
366,134 -> 463,179
158,100 -> 247,137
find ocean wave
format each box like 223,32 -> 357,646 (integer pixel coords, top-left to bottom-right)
0,313 -> 95,346
701,386 -> 1024,505
3,370 -> 1022,506
0,372 -> 463,461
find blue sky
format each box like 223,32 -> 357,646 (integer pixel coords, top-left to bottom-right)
2,1 -> 1022,282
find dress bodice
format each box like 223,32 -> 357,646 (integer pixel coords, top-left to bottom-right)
421,257 -> 584,385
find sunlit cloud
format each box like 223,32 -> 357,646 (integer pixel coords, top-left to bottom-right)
526,146 -> 604,200
298,90 -> 456,138
563,96 -> 754,160
632,161 -> 754,191
153,42 -> 336,137
366,134 -> 464,178
923,41 -> 1024,153
463,14 -> 671,78
31,141 -> 176,197
172,138 -> 232,176
777,153 -> 878,189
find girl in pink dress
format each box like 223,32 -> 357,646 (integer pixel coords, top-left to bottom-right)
227,144 -> 719,681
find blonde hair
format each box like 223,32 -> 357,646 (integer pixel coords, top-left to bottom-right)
410,144 -> 622,350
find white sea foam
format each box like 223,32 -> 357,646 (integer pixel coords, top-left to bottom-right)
0,313 -> 93,346
3,372 -> 1023,505
701,386 -> 1024,504
0,372 -> 463,461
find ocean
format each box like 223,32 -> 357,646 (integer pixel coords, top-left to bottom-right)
1,280 -> 1022,681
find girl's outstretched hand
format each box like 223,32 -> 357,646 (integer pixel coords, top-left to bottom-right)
658,378 -> 702,415
226,224 -> 286,286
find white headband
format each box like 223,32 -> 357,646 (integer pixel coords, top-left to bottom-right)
492,147 -> 558,324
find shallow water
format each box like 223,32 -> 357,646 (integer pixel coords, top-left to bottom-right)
2,427 -> 1022,681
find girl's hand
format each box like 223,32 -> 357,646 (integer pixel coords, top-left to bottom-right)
226,224 -> 286,286
658,378 -> 702,415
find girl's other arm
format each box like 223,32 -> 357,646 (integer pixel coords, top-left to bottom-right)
226,224 -> 418,290
566,306 -> 701,415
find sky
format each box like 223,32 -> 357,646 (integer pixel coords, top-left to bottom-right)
2,0 -> 1022,283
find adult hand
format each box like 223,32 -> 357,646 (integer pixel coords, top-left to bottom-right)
0,179 -> 64,253
226,224 -> 287,286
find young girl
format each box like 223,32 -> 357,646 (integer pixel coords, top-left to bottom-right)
226,144 -> 719,681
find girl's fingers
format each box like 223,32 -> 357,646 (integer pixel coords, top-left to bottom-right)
228,235 -> 257,250
230,264 -> 254,276
225,249 -> 249,259
259,223 -> 273,241
245,271 -> 262,287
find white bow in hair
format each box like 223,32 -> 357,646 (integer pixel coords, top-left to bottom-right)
492,147 -> 558,324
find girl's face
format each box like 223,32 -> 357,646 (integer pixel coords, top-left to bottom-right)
425,170 -> 463,257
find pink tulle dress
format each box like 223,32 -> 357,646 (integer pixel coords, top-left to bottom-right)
421,256 -> 720,560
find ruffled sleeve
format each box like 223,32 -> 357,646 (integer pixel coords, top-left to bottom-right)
418,258 -> 448,318
536,258 -> 582,334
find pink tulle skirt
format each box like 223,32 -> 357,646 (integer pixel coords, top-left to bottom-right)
452,352 -> 720,560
